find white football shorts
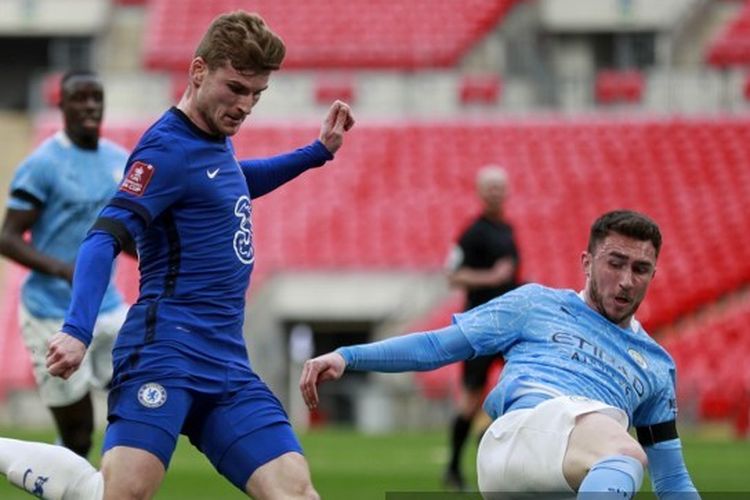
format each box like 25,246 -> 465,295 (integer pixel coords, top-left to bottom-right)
477,395 -> 628,497
19,303 -> 129,407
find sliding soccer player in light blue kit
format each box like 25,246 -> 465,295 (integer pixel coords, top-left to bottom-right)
301,210 -> 699,499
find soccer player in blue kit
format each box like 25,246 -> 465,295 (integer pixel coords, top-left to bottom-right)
0,70 -> 131,458
301,210 -> 700,499
0,10 -> 353,500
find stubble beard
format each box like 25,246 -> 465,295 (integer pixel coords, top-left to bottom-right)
589,277 -> 635,327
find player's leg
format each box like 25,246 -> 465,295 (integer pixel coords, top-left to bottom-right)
445,355 -> 492,489
19,308 -> 96,456
99,380 -> 192,499
99,445 -> 165,500
477,396 -> 633,496
564,411 -> 647,496
0,437 -> 103,499
190,377 -> 318,499
49,394 -> 94,457
246,450 -> 318,499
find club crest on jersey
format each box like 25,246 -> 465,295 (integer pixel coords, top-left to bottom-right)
627,348 -> 648,369
120,161 -> 155,196
233,195 -> 255,265
137,382 -> 167,408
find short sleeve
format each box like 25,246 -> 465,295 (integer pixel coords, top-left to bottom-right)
634,367 -> 679,427
109,139 -> 187,225
8,154 -> 50,211
453,284 -> 534,356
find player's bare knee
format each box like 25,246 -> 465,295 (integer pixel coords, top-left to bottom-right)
101,450 -> 163,500
284,480 -> 320,500
102,476 -> 151,500
248,452 -> 318,500
613,440 -> 648,468
102,472 -> 157,500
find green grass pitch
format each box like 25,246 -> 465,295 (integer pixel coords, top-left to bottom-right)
0,426 -> 748,498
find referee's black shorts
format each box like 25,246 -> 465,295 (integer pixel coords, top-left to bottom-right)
462,353 -> 503,390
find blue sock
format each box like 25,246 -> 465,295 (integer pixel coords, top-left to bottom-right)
577,454 -> 644,499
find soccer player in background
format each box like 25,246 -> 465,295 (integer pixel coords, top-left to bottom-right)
0,71 -> 131,458
443,165 -> 520,490
301,210 -> 700,498
0,10 -> 353,500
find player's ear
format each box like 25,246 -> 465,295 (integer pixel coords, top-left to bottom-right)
189,57 -> 208,87
581,251 -> 592,278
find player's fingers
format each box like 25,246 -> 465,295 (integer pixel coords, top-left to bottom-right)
299,361 -> 319,408
47,358 -> 67,377
62,366 -> 77,380
334,102 -> 352,127
45,347 -> 61,367
306,382 -> 320,410
332,107 -> 347,133
324,100 -> 342,127
343,112 -> 355,131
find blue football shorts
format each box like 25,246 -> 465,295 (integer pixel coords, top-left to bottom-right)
102,373 -> 302,491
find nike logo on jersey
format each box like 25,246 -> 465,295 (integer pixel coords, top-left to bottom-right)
207,168 -> 220,179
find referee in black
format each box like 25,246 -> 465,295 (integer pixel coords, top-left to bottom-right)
443,165 -> 521,491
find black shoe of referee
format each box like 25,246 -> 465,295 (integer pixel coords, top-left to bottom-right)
443,467 -> 466,491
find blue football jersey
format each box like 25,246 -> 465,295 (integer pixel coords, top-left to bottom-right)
108,109 -> 257,365
8,131 -> 128,318
454,284 -> 678,427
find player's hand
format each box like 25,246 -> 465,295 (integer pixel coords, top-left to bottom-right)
319,100 -> 355,155
46,332 -> 86,379
299,352 -> 346,410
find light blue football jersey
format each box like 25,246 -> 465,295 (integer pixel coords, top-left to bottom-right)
454,283 -> 678,427
8,131 -> 128,318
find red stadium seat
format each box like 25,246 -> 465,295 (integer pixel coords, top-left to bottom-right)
594,70 -> 644,104
142,0 -> 520,70
314,77 -> 356,105
42,72 -> 63,107
706,3 -> 750,67
459,73 -> 502,105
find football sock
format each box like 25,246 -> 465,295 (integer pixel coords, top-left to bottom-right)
0,437 -> 103,500
448,415 -> 472,472
578,454 -> 643,499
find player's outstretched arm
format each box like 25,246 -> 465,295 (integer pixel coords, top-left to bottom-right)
300,325 -> 476,409
238,102 -> 353,199
46,332 -> 87,380
318,100 -> 355,155
300,352 -> 346,409
644,438 -> 700,499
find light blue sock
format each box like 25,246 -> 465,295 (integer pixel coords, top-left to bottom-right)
577,454 -> 644,499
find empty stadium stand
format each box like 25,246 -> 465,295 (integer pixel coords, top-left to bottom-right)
706,0 -> 750,66
661,291 -> 750,432
142,0 -> 519,70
